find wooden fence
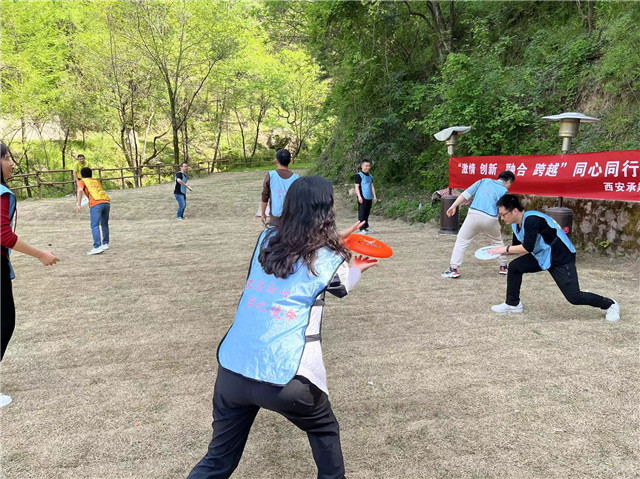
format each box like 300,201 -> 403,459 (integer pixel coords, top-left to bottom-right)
8,156 -> 277,199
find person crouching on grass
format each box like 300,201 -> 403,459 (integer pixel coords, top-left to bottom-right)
488,194 -> 620,321
187,176 -> 378,479
77,167 -> 111,255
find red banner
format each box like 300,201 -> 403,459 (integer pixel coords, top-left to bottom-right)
449,150 -> 640,202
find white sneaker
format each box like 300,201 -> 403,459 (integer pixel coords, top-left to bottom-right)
87,247 -> 103,255
0,393 -> 12,407
605,301 -> 620,322
177,217 -> 184,221
101,243 -> 109,250
491,302 -> 524,314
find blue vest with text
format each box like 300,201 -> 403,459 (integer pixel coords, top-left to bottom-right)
357,172 -> 374,200
1,184 -> 16,279
513,211 -> 576,270
269,170 -> 300,217
218,229 -> 344,385
467,179 -> 508,217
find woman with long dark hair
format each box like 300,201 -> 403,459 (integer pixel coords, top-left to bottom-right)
1,143 -> 58,407
188,176 -> 378,479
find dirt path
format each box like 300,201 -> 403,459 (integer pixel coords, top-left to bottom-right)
1,170 -> 638,478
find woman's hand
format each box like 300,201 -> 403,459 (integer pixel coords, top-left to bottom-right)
488,246 -> 507,255
38,250 -> 58,266
352,255 -> 378,272
339,221 -> 365,239
446,205 -> 457,217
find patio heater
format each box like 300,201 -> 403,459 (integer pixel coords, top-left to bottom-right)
434,126 -> 471,234
541,112 -> 600,237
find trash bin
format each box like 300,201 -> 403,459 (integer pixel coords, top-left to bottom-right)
440,195 -> 459,234
545,206 -> 574,238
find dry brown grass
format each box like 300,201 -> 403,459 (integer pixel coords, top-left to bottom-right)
1,170 -> 638,479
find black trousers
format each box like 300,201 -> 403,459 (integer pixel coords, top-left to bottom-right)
506,254 -> 614,310
1,256 -> 16,361
357,199 -> 373,230
188,367 -> 345,479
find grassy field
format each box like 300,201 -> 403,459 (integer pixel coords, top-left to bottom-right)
1,170 -> 638,479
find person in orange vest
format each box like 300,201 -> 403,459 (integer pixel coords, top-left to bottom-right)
77,167 -> 111,255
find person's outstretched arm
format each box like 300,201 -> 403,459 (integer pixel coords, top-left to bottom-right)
326,255 -> 378,298
10,239 -> 58,266
76,188 -> 84,213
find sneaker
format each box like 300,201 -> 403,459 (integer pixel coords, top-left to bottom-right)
364,228 -> 374,234
177,217 -> 183,221
499,264 -> 508,275
605,300 -> 620,322
441,267 -> 460,279
87,247 -> 103,255
491,302 -> 524,314
101,243 -> 109,251
0,393 -> 12,408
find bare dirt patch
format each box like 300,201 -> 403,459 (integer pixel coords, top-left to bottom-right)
1,170 -> 638,478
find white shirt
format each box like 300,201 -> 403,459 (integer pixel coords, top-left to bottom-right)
296,262 -> 361,395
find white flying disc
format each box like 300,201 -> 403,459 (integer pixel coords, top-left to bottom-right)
474,246 -> 500,260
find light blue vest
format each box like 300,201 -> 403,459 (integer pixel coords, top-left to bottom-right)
357,172 -> 374,200
513,211 -> 576,270
1,184 -> 16,279
218,229 -> 344,385
269,170 -> 299,217
175,172 -> 187,195
467,179 -> 508,217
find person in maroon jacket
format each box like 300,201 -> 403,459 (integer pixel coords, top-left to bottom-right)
1,143 -> 58,407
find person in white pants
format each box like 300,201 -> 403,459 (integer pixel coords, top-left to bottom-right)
442,170 -> 516,278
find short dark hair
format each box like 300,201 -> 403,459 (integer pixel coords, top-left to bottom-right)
276,149 -> 291,166
498,170 -> 515,183
78,154 -> 85,159
361,160 -> 371,165
181,162 -> 189,167
80,167 -> 93,178
496,193 -> 524,212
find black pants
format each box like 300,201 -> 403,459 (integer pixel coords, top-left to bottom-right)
188,367 -> 345,479
357,199 -> 372,230
1,256 -> 16,361
506,254 -> 614,310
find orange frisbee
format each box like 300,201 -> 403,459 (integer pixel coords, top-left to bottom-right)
343,234 -> 393,258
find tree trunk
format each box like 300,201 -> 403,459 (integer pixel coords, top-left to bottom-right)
587,0 -> 595,34
182,121 -> 190,163
120,123 -> 133,175
213,116 -> 224,171
250,105 -> 266,158
235,108 -> 247,162
61,129 -> 70,169
167,81 -> 180,164
20,118 -> 33,198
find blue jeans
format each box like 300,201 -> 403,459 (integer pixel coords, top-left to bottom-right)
90,203 -> 110,248
175,194 -> 186,218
